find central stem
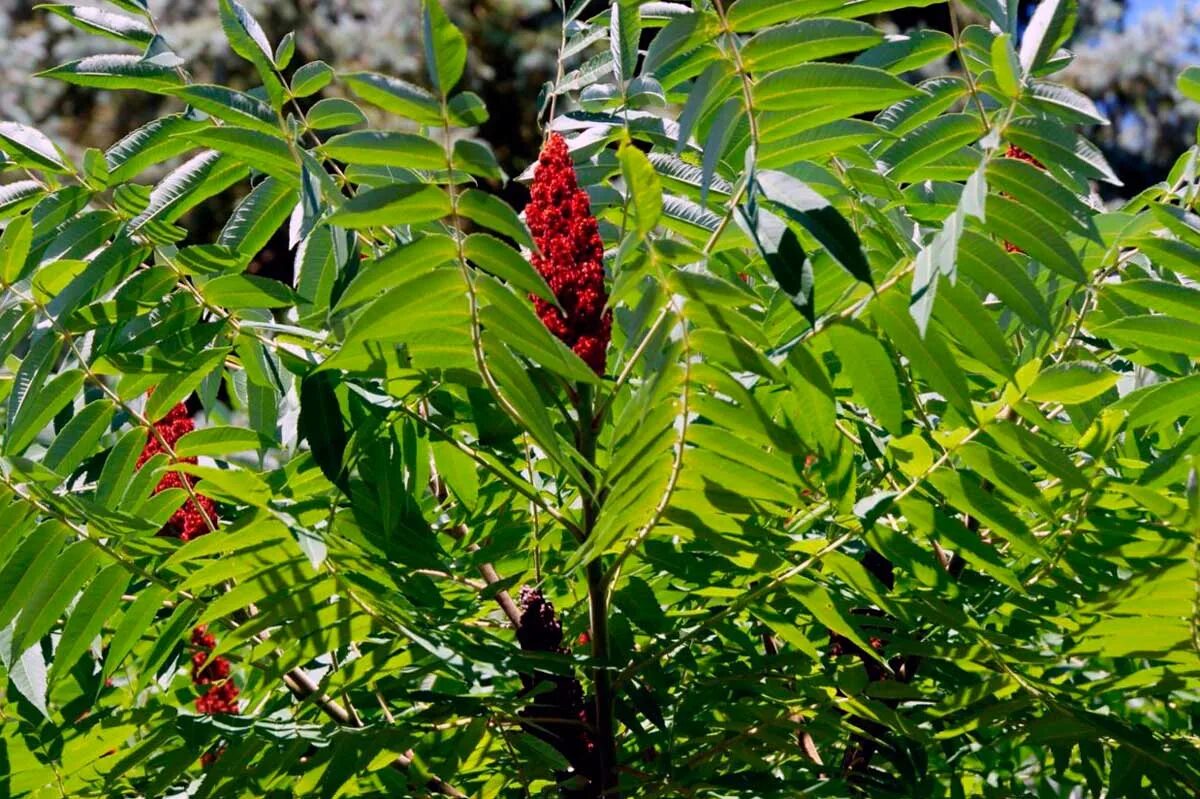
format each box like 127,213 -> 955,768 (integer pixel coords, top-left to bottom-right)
577,383 -> 619,796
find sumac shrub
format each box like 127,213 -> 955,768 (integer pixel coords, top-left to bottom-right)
0,1 -> 1199,797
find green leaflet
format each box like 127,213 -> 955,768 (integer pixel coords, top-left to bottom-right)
343,71 -> 443,125
326,184 -> 451,228
322,130 -> 443,170
422,0 -> 467,93
826,320 -> 904,434
0,122 -> 70,173
754,63 -> 921,112
36,54 -> 182,91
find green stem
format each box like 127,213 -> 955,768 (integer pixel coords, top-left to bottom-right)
577,382 -> 619,796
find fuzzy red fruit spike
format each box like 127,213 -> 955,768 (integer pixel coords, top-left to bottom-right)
514,585 -> 598,786
137,402 -> 195,468
164,492 -> 219,542
525,133 -> 612,375
190,625 -> 239,715
136,398 -> 219,540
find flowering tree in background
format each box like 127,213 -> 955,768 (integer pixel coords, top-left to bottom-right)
1,1 -> 1200,797
5,1 -> 1198,200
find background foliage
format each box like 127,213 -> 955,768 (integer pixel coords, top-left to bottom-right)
1,0 -> 1199,797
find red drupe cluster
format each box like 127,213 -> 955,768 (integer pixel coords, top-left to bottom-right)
1005,143 -> 1046,170
136,398 -> 236,765
516,587 -> 599,797
191,626 -> 239,716
136,401 -> 218,541
1001,144 -> 1047,254
525,133 -> 612,375
517,585 -> 565,651
199,748 -> 225,768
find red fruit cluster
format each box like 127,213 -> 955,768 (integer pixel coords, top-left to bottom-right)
1001,144 -> 1046,254
136,401 -> 218,541
525,133 -> 612,375
1005,143 -> 1045,170
516,587 -> 599,797
517,585 -> 564,651
199,748 -> 225,768
191,626 -> 239,716
136,397 -> 236,767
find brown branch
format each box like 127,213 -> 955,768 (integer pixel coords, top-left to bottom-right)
277,510 -> 524,797
282,669 -> 467,797
445,522 -> 522,628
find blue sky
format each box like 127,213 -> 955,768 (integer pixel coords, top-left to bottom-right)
1127,0 -> 1183,23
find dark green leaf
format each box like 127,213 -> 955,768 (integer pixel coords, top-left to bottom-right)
755,63 -> 921,112
1027,361 -> 1118,404
12,542 -> 102,653
48,564 -> 129,686
300,371 -> 348,490
758,170 -> 872,286
36,54 -> 182,91
619,144 -> 663,237
181,127 -> 298,185
827,321 -> 904,434
37,3 -> 154,44
167,85 -> 279,135
743,18 -> 882,71
457,189 -> 533,249
336,233 -> 456,311
1019,0 -> 1075,73
103,585 -> 169,679
0,213 -> 33,285
1092,315 -> 1200,356
43,399 -> 116,476
464,233 -> 553,302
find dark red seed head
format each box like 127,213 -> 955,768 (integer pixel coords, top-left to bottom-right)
517,586 -> 565,653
